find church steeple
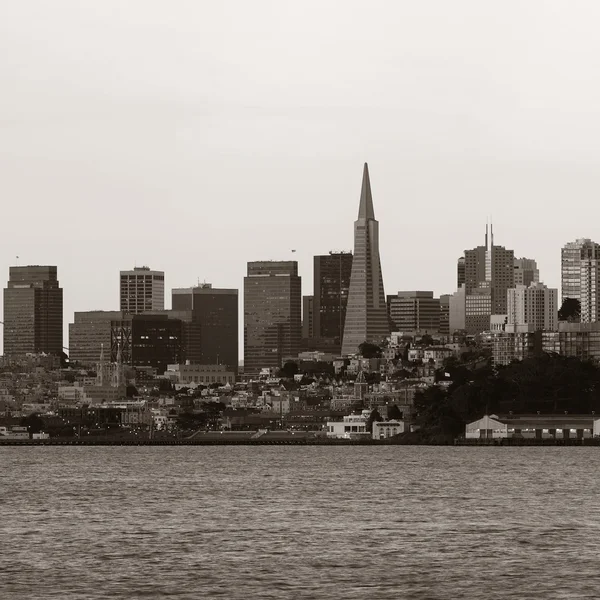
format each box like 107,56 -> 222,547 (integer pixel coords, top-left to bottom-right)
357,163 -> 375,220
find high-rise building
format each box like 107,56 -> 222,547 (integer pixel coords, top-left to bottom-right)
560,239 -> 600,322
459,225 -> 515,333
507,282 -> 558,332
120,266 -> 164,314
439,294 -> 451,336
302,296 -> 314,339
171,284 -> 238,369
342,164 -> 390,355
69,311 -> 125,367
513,258 -> 539,287
387,291 -> 440,334
3,266 -> 63,357
244,261 -> 301,376
457,257 -> 465,289
313,251 -> 353,349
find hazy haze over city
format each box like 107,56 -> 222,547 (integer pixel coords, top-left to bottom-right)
2,0 -> 600,354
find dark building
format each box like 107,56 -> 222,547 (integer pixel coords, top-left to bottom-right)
439,294 -> 451,336
130,314 -> 182,373
3,266 -> 63,357
171,284 -> 238,369
457,257 -> 465,289
244,261 -> 301,377
342,164 -> 390,355
313,252 -> 353,353
302,296 -> 314,339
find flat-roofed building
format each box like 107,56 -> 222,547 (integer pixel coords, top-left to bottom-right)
120,266 -> 164,314
387,291 -> 440,334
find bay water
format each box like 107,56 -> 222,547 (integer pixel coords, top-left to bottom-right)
1,446 -> 599,599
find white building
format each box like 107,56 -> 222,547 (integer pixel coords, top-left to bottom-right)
507,282 -> 558,332
372,420 -> 405,439
466,414 -> 596,440
326,410 -> 371,439
119,266 -> 165,313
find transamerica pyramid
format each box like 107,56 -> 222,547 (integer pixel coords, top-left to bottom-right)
341,163 -> 390,355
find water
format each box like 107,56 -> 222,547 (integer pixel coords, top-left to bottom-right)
1,446 -> 599,599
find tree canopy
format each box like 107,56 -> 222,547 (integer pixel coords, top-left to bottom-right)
559,298 -> 581,322
359,342 -> 382,358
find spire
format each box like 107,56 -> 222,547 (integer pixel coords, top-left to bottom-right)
358,163 -> 375,220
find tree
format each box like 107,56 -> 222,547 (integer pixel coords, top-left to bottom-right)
359,342 -> 382,358
279,361 -> 299,378
388,404 -> 403,420
559,298 -> 581,322
20,413 -> 45,434
365,409 -> 383,433
420,334 -> 434,347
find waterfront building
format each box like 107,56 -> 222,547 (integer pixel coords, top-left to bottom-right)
312,251 -> 353,353
466,414 -> 596,440
507,282 -> 558,332
387,291 -> 440,334
3,266 -> 63,357
326,410 -> 372,439
514,258 -> 539,287
372,420 -> 405,440
342,164 -> 390,355
171,284 -> 238,369
244,261 -> 301,377
120,266 -> 164,314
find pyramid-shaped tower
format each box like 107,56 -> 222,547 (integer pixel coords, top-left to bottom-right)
341,163 -> 390,355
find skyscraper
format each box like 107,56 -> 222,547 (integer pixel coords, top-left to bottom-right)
244,261 -> 301,376
561,239 -> 600,321
312,251 -> 353,351
513,258 -> 539,287
171,284 -> 238,369
387,291 -> 440,334
459,225 -> 515,333
507,283 -> 558,332
3,266 -> 63,357
341,163 -> 390,355
120,266 -> 164,314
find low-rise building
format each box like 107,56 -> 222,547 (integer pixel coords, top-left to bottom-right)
372,420 -> 404,439
326,410 -> 371,439
466,414 -> 596,440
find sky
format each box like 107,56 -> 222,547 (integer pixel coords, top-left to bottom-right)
2,0 -> 600,355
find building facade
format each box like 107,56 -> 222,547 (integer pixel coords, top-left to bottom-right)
244,261 -> 301,377
387,291 -> 440,334
3,266 -> 63,357
69,311 -> 125,367
514,258 -> 539,287
312,251 -> 353,351
507,283 -> 558,332
561,238 -> 600,305
342,163 -> 390,355
171,284 -> 238,369
302,296 -> 314,339
542,322 -> 600,362
120,266 -> 164,314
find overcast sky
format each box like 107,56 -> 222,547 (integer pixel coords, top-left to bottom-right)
2,0 -> 600,354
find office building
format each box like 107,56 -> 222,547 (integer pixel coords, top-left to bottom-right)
342,164 -> 390,355
507,282 -> 558,332
542,322 -> 600,362
514,258 -> 539,287
302,296 -> 314,339
171,284 -> 238,369
439,294 -> 450,336
244,261 -> 301,377
120,266 -> 164,314
3,266 -> 63,357
457,257 -> 465,289
458,225 -> 515,334
313,252 -> 353,346
387,291 -> 440,334
69,311 -> 125,367
561,239 -> 600,303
